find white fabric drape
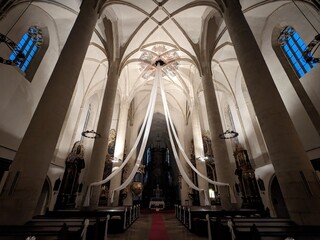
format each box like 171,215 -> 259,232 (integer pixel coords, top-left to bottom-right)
83,65 -> 159,206
206,214 -> 212,240
81,219 -> 90,240
159,71 -> 237,204
109,65 -> 160,202
227,219 -> 236,240
84,64 -> 236,206
159,74 -> 210,205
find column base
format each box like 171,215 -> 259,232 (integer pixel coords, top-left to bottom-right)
277,170 -> 320,225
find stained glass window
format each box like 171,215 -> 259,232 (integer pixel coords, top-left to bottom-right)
9,26 -> 42,72
279,27 -> 317,78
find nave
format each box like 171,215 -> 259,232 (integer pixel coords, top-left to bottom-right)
108,210 -> 205,240
108,205 -> 320,240
0,205 -> 320,239
1,0 -> 320,230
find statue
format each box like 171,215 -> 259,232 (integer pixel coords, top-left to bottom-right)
153,184 -> 162,198
55,141 -> 85,209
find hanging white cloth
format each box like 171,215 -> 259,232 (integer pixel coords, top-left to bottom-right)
159,74 -> 209,205
227,219 -> 236,240
109,65 -> 160,202
206,214 -> 212,240
26,237 -> 36,240
81,219 -> 90,240
159,71 -> 236,204
83,64 -> 159,206
84,63 -> 236,207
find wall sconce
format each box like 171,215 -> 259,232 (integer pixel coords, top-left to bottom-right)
110,156 -> 122,163
196,156 -> 208,161
209,188 -> 215,199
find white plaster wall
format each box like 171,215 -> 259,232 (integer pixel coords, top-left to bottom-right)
255,164 -> 277,217
258,3 -> 320,155
0,3 -> 76,158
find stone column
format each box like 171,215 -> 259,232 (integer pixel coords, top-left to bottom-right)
109,100 -> 130,206
0,0 -> 99,225
180,174 -> 190,206
221,0 -> 320,224
201,69 -> 236,210
191,100 -> 209,205
84,59 -> 120,208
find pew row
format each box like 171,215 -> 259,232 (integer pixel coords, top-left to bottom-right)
216,218 -> 320,240
174,204 -> 259,232
175,205 -> 320,240
0,205 -> 140,240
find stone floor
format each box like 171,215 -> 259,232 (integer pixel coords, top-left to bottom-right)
108,211 -> 206,240
107,210 -> 320,240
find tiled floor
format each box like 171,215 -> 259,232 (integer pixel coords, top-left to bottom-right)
108,211 -> 207,240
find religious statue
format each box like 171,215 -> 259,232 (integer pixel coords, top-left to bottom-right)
233,144 -> 263,210
153,184 -> 162,198
55,141 -> 85,209
99,129 -> 117,205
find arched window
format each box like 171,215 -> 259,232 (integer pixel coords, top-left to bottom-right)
9,26 -> 42,72
278,26 -> 317,78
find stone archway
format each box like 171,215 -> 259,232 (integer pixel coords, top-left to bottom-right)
270,175 -> 289,218
34,177 -> 51,216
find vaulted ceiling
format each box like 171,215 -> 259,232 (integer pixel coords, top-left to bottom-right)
32,0 -> 293,146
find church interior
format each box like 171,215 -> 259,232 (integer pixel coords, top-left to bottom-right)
0,0 -> 320,239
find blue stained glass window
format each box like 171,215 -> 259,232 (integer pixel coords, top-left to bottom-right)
279,27 -> 317,78
9,26 -> 42,72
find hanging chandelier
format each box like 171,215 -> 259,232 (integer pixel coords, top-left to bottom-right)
81,130 -> 101,139
219,129 -> 239,139
303,34 -> 320,64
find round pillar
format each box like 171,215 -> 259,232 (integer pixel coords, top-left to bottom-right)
109,100 -> 130,206
0,0 -> 99,224
201,71 -> 236,210
191,100 -> 209,205
222,1 -> 320,224
84,60 -> 120,208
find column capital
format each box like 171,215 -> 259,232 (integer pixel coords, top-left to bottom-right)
80,0 -> 101,14
200,62 -> 212,78
96,0 -> 109,14
216,0 -> 241,13
108,59 -> 121,77
120,98 -> 131,110
201,68 -> 213,84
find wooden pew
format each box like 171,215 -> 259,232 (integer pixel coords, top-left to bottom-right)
234,225 -> 320,240
0,205 -> 140,240
174,204 -> 320,240
212,217 -> 320,240
0,224 -> 82,240
177,205 -> 259,235
43,206 -> 133,232
43,205 -> 139,234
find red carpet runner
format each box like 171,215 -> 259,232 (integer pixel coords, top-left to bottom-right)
148,213 -> 169,240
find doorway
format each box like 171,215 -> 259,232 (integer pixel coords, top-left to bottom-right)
270,175 -> 289,218
34,177 -> 51,216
